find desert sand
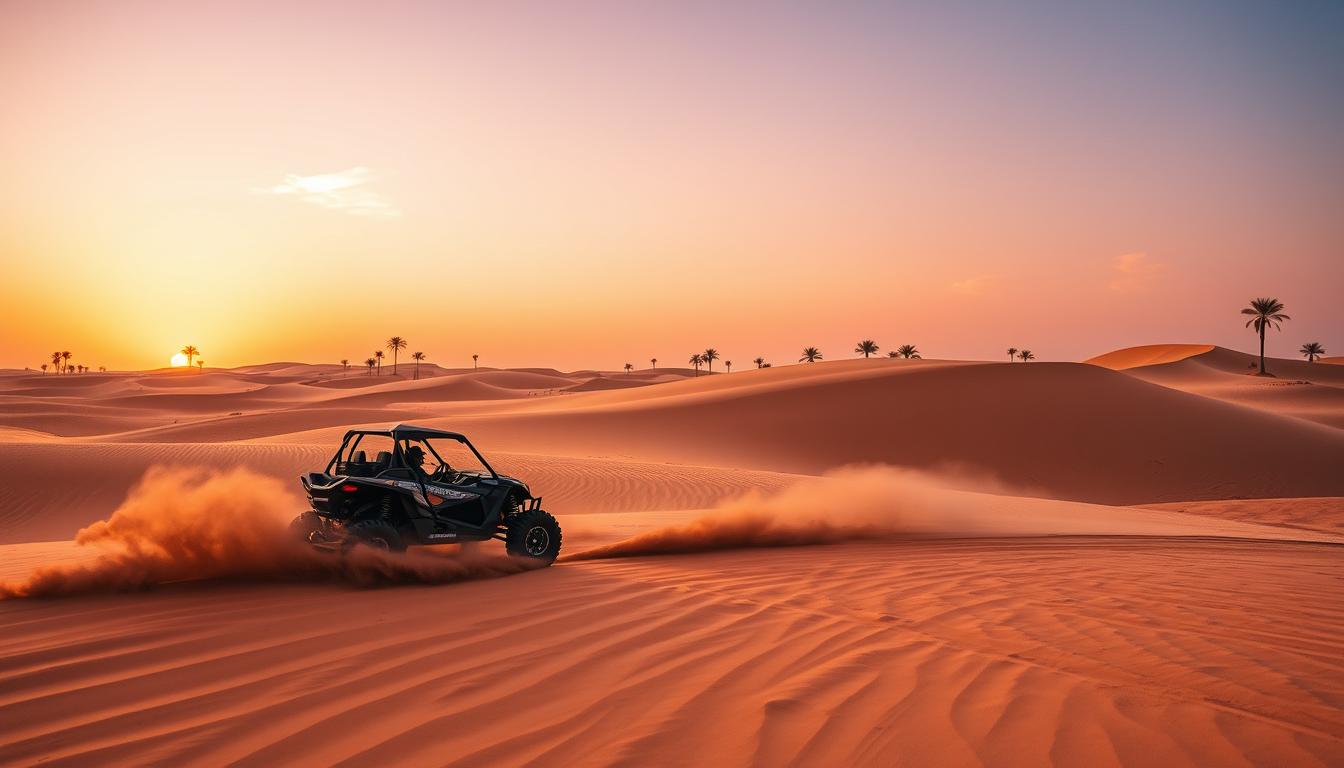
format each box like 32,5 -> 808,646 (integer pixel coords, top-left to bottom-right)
2,348 -> 1343,766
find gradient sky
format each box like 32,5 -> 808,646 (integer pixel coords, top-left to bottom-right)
2,0 -> 1341,370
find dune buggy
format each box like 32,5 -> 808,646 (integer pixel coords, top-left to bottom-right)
290,424 -> 561,563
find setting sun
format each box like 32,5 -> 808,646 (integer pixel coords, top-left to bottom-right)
170,353 -> 188,367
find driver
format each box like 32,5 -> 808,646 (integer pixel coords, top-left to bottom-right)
405,445 -> 431,480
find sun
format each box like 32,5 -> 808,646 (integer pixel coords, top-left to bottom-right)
170,352 -> 189,367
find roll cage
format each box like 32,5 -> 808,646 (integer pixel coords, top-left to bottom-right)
326,424 -> 501,496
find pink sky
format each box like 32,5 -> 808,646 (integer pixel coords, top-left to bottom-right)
1,1 -> 1340,370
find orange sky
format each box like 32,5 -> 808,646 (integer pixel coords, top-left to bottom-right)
2,1 -> 1340,371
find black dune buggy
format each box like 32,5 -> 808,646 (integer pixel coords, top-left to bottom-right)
290,424 -> 561,563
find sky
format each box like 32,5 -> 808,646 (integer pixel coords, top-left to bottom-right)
1,0 -> 1341,371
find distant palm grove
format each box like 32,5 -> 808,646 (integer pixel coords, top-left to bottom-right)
30,300 -> 1332,376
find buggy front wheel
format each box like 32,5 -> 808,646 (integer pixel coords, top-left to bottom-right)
506,509 -> 562,564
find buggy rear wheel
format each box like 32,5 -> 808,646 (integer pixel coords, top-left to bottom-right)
506,509 -> 562,564
289,511 -> 323,541
346,519 -> 406,553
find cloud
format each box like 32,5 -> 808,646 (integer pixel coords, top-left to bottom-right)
1108,252 -> 1168,292
256,167 -> 400,218
949,274 -> 998,296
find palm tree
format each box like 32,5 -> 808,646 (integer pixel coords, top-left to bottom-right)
410,351 -> 426,379
689,353 -> 703,375
855,339 -> 879,358
624,363 -> 634,374
702,348 -> 720,373
180,345 -> 199,368
726,361 -> 733,373
340,359 -> 349,376
365,357 -> 376,375
650,358 -> 657,369
1007,347 -> 1018,362
374,350 -> 384,375
386,336 -> 407,375
40,363 -> 48,374
1018,350 -> 1035,361
196,360 -> 204,372
1242,298 -> 1290,375
895,344 -> 921,359
800,347 -> 822,363
50,352 -> 61,374
472,354 -> 479,369
61,351 -> 71,374
99,366 -> 106,372
1301,342 -> 1325,362
753,357 -> 765,368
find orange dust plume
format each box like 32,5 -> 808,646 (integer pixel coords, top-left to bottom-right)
1,466 -> 541,598
563,465 -> 1317,561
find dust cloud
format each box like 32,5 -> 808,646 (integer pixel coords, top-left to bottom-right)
1,466 -> 540,598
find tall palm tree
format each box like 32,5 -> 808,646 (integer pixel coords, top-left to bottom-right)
800,347 -> 822,363
624,363 -> 634,375
1007,347 -> 1018,362
725,361 -> 732,373
702,348 -> 719,373
340,359 -> 349,376
51,352 -> 62,374
896,344 -> 921,359
386,336 -> 407,375
374,350 -> 384,375
1300,342 -> 1325,362
650,358 -> 657,369
1018,350 -> 1035,361
1242,298 -> 1290,375
411,351 -> 426,379
365,357 -> 376,375
689,353 -> 703,375
61,351 -> 72,374
753,357 -> 765,368
472,354 -> 479,369
181,345 -> 199,368
855,339 -> 879,358
40,363 -> 48,374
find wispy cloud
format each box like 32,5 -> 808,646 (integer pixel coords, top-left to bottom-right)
1108,252 -> 1167,292
949,274 -> 998,296
256,167 -> 400,218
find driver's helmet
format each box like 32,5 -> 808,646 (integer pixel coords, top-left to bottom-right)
405,445 -> 426,467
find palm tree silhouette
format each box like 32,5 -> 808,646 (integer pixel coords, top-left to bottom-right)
887,351 -> 898,358
689,353 -> 703,376
40,363 -> 48,374
51,352 -> 61,374
411,351 -> 426,379
702,348 -> 719,373
1242,298 -> 1290,375
386,337 -> 407,375
1007,347 -> 1018,362
99,366 -> 106,372
340,359 -> 350,376
472,354 -> 479,369
1018,350 -> 1035,361
624,363 -> 634,374
181,345 -> 199,368
725,361 -> 732,373
855,340 -> 879,358
650,358 -> 657,369
1300,342 -> 1325,362
365,357 -> 376,375
196,360 -> 204,371
800,347 -> 822,363
753,357 -> 765,368
61,351 -> 71,374
895,344 -> 921,359
374,350 -> 384,375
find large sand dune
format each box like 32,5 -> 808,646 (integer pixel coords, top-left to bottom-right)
2,349 -> 1342,766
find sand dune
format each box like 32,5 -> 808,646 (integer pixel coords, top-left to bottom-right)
1091,345 -> 1344,429
2,539 -> 1340,766
2,348 -> 1342,766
